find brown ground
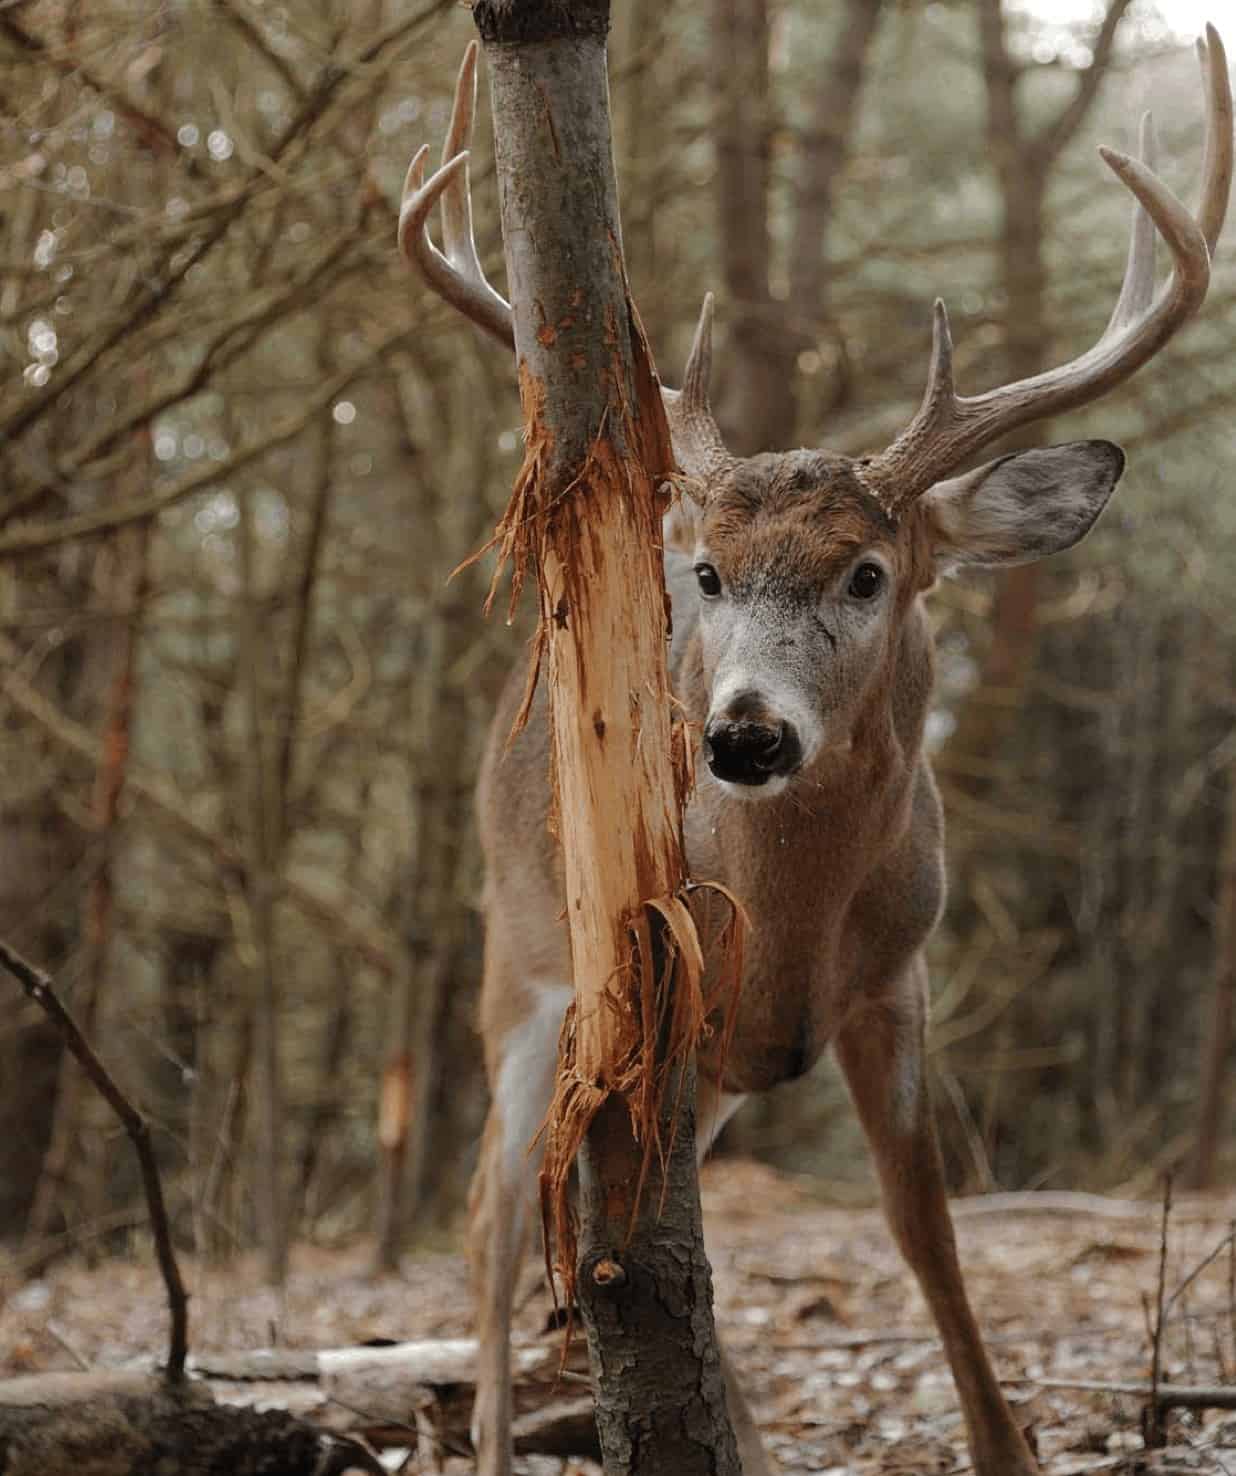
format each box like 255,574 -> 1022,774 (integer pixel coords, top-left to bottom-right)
2,1160 -> 1233,1474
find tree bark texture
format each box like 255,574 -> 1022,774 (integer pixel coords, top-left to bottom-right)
475,6 -> 741,1472
577,1059 -> 738,1474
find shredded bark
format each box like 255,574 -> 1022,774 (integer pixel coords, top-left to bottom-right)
467,305 -> 745,1316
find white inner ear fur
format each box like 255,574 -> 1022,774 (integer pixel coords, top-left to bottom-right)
925,439 -> 1125,569
662,487 -> 701,554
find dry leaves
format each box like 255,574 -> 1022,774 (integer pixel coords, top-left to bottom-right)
2,1160 -> 1234,1474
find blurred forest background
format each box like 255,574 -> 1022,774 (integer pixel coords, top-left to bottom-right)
1,0 -> 1233,1290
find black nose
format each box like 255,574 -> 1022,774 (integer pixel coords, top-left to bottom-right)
705,718 -> 802,786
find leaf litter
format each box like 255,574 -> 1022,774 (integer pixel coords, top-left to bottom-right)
1,1158 -> 1233,1474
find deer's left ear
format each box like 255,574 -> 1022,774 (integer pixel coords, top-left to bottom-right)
924,440 -> 1125,568
662,482 -> 703,554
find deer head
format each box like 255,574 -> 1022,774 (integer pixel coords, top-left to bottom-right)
658,299 -> 1134,794
399,32 -> 1232,798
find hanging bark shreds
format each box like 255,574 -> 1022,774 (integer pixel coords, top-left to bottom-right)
461,305 -> 745,1315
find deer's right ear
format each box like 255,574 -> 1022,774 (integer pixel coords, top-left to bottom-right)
662,482 -> 702,554
923,440 -> 1125,569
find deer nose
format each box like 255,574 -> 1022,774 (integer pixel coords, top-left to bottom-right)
704,717 -> 802,785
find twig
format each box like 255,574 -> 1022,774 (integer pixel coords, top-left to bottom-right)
1166,1226 -> 1236,1324
45,1319 -> 92,1371
1148,1174 -> 1174,1449
0,13 -> 189,166
950,1191 -> 1157,1219
1229,1218 -> 1235,1376
0,0 -> 450,447
0,937 -> 189,1381
0,325 -> 414,556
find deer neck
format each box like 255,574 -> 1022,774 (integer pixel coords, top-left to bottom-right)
679,601 -> 937,1090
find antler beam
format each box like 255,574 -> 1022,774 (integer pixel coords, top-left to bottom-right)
397,41 -> 514,352
862,24 -> 1232,511
398,44 -> 730,476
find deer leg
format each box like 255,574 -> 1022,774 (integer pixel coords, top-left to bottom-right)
469,983 -> 571,1476
834,959 -> 1038,1476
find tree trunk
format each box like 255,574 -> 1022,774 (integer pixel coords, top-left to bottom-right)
938,173 -> 1049,778
711,0 -> 794,452
577,1056 -> 735,1471
474,3 -> 740,1470
1187,744 -> 1236,1189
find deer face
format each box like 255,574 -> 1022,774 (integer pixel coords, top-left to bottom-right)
668,441 -> 1125,799
670,451 -> 908,796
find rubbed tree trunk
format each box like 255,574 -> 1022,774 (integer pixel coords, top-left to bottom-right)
474,3 -> 741,1471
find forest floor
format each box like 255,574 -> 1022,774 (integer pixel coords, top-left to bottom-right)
2,1159 -> 1234,1474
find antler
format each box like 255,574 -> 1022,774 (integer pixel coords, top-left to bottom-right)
862,24 -> 1233,512
398,44 -> 730,477
397,40 -> 514,351
661,293 -> 732,478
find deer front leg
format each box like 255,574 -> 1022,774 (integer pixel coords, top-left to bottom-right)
834,958 -> 1038,1476
469,983 -> 571,1476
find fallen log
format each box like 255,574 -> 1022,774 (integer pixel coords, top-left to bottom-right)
194,1335 -> 599,1455
0,1338 -> 601,1467
0,1370 -> 382,1476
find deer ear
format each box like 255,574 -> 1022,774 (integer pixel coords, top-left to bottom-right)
662,482 -> 702,554
924,440 -> 1125,568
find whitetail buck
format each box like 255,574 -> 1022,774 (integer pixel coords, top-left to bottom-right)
398,29 -> 1232,1476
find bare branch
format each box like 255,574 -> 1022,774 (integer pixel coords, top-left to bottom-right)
0,324 -> 413,556
1033,0 -> 1137,166
0,937 -> 189,1382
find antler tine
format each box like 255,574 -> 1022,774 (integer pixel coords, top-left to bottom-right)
1106,111 -> 1158,335
1198,24 -> 1234,255
397,42 -> 514,351
664,293 -> 731,478
901,299 -> 956,443
863,27 -> 1232,513
682,291 -> 716,415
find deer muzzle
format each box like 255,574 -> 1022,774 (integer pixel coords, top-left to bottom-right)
704,715 -> 803,786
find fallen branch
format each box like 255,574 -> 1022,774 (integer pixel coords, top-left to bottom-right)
189,1335 -> 595,1453
0,1338 -> 598,1463
1016,1376 -> 1236,1411
0,1371 -> 384,1476
951,1191 -> 1167,1220
0,938 -> 188,1382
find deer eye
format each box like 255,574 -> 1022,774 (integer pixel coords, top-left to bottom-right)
847,562 -> 884,600
695,562 -> 722,598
